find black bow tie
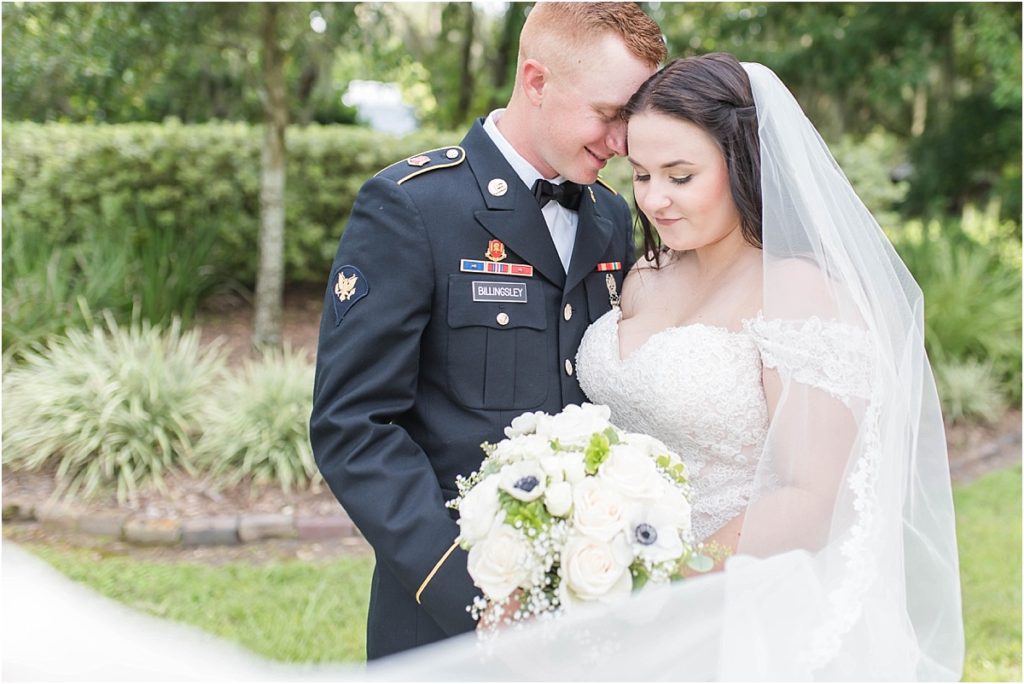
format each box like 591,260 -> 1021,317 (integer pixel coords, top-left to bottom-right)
532,178 -> 584,210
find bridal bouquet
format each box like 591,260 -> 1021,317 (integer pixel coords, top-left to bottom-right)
448,403 -> 712,628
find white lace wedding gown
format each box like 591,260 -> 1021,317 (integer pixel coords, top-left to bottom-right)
576,307 -> 769,542
576,306 -> 874,543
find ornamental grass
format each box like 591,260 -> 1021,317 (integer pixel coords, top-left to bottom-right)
1,312 -> 226,504
194,346 -> 320,493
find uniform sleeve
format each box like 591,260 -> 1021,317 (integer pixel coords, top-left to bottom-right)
310,175 -> 477,635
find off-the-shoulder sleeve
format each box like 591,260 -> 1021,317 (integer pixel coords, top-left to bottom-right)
743,315 -> 877,404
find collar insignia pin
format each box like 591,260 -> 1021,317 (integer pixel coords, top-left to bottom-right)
487,178 -> 508,197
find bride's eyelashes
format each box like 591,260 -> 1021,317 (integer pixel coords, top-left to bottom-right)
631,172 -> 693,185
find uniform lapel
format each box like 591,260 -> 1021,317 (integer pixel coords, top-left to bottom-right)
462,122 -> 566,288
564,187 -> 615,294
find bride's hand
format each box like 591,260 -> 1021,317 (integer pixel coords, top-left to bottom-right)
477,591 -> 524,631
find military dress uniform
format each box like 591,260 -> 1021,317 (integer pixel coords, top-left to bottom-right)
309,119 -> 636,659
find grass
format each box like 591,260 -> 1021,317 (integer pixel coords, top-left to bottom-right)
23,545 -> 374,664
13,465 -> 1022,677
956,465 -> 1023,682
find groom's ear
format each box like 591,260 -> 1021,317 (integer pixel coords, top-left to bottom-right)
521,58 -> 548,106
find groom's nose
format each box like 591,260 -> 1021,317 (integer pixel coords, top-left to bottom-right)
606,119 -> 627,157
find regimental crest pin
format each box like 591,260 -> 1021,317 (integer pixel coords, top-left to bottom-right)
407,155 -> 431,167
330,265 -> 369,326
485,239 -> 507,262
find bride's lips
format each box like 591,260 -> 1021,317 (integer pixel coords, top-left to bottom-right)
653,216 -> 682,228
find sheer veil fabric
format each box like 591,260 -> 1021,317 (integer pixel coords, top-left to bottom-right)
369,62 -> 964,681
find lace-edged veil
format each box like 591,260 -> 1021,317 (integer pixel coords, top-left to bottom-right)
368,62 -> 963,681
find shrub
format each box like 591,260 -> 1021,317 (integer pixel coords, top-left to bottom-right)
194,346 -> 320,493
890,213 -> 1022,403
934,360 -> 1006,424
1,312 -> 226,504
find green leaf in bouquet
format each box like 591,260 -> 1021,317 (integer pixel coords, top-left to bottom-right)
603,426 -> 621,445
584,432 -> 611,475
499,492 -> 552,534
685,553 -> 714,573
630,562 -> 650,591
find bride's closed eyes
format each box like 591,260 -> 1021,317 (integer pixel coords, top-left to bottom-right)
632,172 -> 693,185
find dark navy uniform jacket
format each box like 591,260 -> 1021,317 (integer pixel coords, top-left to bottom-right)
310,119 -> 635,659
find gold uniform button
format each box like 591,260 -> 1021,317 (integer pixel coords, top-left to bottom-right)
445,148 -> 460,159
496,312 -> 510,326
564,359 -> 574,376
563,304 -> 573,321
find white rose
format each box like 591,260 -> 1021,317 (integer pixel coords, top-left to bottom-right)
622,503 -> 685,563
498,460 -> 546,502
467,525 -> 532,600
535,403 -> 612,445
543,480 -> 573,517
562,533 -> 634,602
597,444 -> 663,501
571,478 -> 628,541
457,476 -> 503,545
491,433 -> 551,465
504,410 -> 545,438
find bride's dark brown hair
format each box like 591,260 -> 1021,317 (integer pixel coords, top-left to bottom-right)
623,52 -> 762,263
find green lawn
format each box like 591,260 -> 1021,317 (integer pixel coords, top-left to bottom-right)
24,544 -> 374,663
16,465 -> 1023,678
956,465 -> 1022,682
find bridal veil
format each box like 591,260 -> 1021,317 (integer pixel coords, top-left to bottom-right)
370,62 -> 964,682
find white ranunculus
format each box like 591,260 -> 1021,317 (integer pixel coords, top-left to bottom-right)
597,444 -> 663,501
571,478 -> 628,541
498,460 -> 546,502
562,453 -> 587,484
491,433 -> 551,465
656,481 -> 693,535
619,432 -> 672,459
623,503 -> 685,563
543,480 -> 573,517
504,410 -> 545,439
466,525 -> 532,600
457,476 -> 503,545
539,455 -> 566,482
534,403 -> 612,446
561,533 -> 634,602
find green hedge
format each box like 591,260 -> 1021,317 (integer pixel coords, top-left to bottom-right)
2,122 -> 457,286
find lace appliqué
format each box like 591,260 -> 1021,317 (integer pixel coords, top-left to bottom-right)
745,315 -> 883,672
743,315 -> 874,406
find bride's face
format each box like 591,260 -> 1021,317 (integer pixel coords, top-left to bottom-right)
627,111 -> 742,253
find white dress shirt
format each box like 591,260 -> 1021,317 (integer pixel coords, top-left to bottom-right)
483,110 -> 578,273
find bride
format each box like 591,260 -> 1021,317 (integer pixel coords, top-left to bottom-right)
4,55 -> 963,682
372,54 -> 964,681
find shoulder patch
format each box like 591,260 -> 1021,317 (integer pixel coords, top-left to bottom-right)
374,146 -> 466,185
330,265 -> 369,326
594,175 -> 619,196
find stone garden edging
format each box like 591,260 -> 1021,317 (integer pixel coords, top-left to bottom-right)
1,499 -> 364,547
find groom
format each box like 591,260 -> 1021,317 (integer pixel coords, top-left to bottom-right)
310,3 -> 665,659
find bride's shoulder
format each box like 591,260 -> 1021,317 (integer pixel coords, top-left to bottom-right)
763,256 -> 842,319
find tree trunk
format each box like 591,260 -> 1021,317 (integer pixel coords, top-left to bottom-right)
253,3 -> 288,350
454,4 -> 475,125
489,3 -> 526,110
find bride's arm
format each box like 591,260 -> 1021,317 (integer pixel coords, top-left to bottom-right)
701,363 -> 859,565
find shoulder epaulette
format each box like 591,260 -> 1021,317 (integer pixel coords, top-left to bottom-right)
594,175 -> 619,196
375,146 -> 466,185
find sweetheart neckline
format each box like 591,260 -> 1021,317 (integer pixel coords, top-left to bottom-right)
606,308 -> 759,363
